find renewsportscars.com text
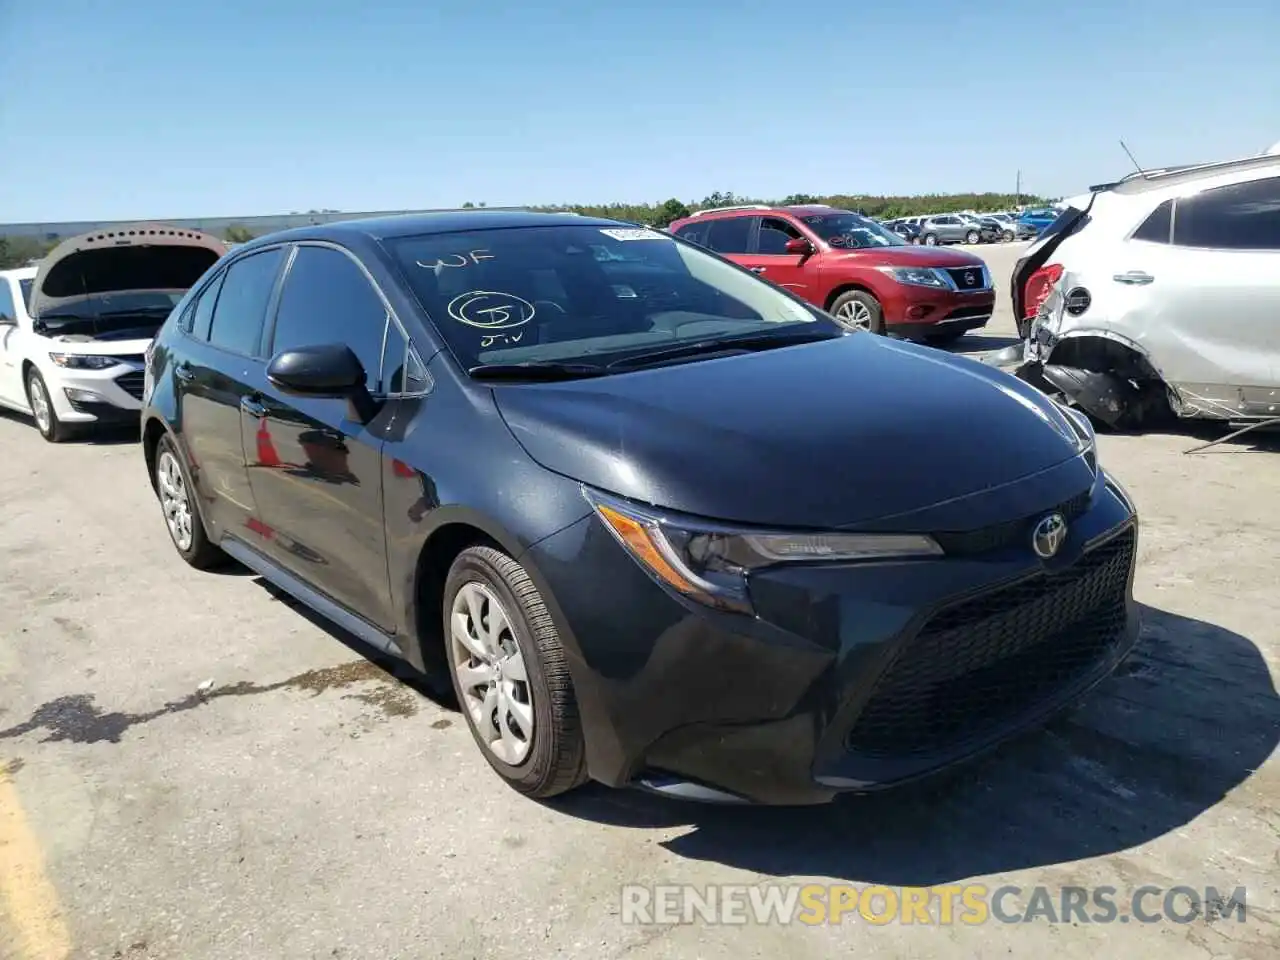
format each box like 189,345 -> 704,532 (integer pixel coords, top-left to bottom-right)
620,883 -> 1248,926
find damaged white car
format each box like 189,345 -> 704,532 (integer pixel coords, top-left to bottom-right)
0,224 -> 226,441
1010,152 -> 1280,429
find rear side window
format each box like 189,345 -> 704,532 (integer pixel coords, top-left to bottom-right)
1173,176 -> 1280,250
672,221 -> 710,247
207,248 -> 284,356
187,272 -> 226,340
705,217 -> 753,254
0,281 -> 14,324
1131,200 -> 1173,243
269,245 -> 388,392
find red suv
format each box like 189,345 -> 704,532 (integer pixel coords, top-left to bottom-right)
668,204 -> 995,343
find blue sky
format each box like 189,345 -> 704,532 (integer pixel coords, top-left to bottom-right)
1,0 -> 1276,222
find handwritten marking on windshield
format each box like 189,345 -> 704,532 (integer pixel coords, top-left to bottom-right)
448,291 -> 536,331
480,332 -> 525,348
416,249 -> 496,270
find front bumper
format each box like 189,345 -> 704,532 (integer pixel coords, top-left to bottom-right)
48,363 -> 145,423
526,462 -> 1139,805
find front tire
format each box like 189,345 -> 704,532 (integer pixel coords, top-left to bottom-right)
25,369 -> 72,443
1002,230 -> 1015,242
154,434 -> 225,569
444,545 -> 587,799
829,290 -> 885,334
923,233 -> 939,246
965,230 -> 980,244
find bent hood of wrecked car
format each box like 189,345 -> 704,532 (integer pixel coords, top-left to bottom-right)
28,223 -> 227,321
491,334 -> 1092,530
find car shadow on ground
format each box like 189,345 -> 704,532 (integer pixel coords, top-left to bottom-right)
250,576 -> 457,706
547,604 -> 1278,886
0,407 -> 140,445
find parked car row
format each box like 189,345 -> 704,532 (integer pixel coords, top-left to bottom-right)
1,209 -> 1140,809
1011,150 -> 1280,430
883,210 -> 1048,245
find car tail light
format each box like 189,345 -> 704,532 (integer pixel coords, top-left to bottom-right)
1022,263 -> 1063,319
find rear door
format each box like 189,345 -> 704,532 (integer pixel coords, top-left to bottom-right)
1136,175 -> 1280,391
176,247 -> 284,545
734,216 -> 820,302
241,242 -> 396,630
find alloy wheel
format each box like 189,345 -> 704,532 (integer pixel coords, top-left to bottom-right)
156,450 -> 195,552
836,299 -> 873,330
28,376 -> 51,435
449,581 -> 535,765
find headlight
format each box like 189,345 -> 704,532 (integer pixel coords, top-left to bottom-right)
584,488 -> 942,613
875,266 -> 949,288
48,353 -> 119,370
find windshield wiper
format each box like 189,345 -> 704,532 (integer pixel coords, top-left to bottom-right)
468,361 -> 609,381
607,328 -> 839,371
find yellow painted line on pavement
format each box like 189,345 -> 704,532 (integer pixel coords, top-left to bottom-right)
0,765 -> 71,960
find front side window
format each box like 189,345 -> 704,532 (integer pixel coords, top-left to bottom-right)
800,211 -> 906,249
1173,176 -> 1280,250
270,245 -> 388,391
0,281 -> 14,324
757,217 -> 803,254
386,224 -> 833,370
207,248 -> 284,356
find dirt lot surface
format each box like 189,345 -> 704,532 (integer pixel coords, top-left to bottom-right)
1,243 -> 1277,959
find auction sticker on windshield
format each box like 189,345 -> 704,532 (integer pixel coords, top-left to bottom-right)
599,228 -> 666,241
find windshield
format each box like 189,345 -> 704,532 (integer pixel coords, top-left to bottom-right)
386,224 -> 837,370
797,212 -> 907,249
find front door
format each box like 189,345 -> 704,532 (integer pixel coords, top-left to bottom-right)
176,248 -> 284,545
735,216 -> 821,304
242,243 -> 395,631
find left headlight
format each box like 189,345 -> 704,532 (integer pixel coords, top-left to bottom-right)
584,488 -> 942,613
48,353 -> 119,370
875,266 -> 949,288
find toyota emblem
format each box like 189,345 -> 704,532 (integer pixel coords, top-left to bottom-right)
1032,513 -> 1068,559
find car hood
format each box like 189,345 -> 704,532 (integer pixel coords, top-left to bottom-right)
492,335 -> 1084,528
29,223 -> 227,320
826,245 -> 985,268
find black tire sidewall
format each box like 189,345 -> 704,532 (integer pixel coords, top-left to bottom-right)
155,434 -> 210,563
966,231 -> 979,244
442,548 -> 561,787
924,234 -> 938,245
26,369 -> 60,442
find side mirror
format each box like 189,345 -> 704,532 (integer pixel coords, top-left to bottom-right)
267,343 -> 378,422
784,237 -> 813,255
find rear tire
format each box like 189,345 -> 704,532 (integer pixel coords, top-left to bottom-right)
25,369 -> 73,443
444,545 -> 588,799
965,230 -> 980,244
154,434 -> 226,569
829,290 -> 885,334
923,233 -> 939,246
1002,230 -> 1015,242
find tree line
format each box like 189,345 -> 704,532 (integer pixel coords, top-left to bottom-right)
0,190 -> 1052,267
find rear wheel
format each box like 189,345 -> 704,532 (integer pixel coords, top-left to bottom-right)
829,290 -> 884,334
25,369 -> 72,443
965,230 -> 980,244
923,233 -> 939,246
444,545 -> 587,799
154,434 -> 225,569
1002,230 -> 1015,242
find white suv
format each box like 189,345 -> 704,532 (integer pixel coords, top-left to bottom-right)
1011,152 -> 1280,429
0,224 -> 226,441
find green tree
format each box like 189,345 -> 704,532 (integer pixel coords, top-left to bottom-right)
653,198 -> 690,227
225,225 -> 256,243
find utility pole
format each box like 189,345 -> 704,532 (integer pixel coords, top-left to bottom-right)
1015,170 -> 1022,209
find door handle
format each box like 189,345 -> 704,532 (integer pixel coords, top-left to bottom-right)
173,363 -> 195,382
240,395 -> 267,418
1113,271 -> 1154,285
749,266 -> 767,274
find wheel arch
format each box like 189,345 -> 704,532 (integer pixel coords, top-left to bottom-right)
823,282 -> 881,312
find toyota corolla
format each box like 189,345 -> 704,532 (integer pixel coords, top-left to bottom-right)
141,211 -> 1139,805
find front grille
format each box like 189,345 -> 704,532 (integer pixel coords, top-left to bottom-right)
933,487 -> 1091,556
945,267 -> 987,290
115,371 -> 145,400
845,527 -> 1134,758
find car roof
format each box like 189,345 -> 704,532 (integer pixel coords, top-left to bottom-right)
237,209 -> 626,248
1092,152 -> 1280,195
